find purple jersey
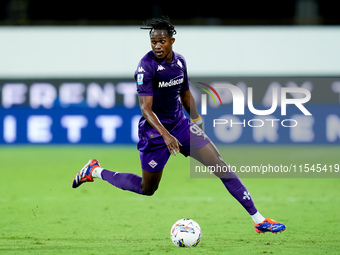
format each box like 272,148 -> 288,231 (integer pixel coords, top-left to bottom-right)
134,51 -> 190,151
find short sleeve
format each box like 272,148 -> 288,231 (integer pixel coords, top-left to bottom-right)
178,57 -> 190,93
134,60 -> 154,96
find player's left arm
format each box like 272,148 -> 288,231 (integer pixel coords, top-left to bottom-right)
180,89 -> 203,130
179,56 -> 203,129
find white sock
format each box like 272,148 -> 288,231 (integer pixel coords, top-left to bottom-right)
251,211 -> 265,224
92,167 -> 103,179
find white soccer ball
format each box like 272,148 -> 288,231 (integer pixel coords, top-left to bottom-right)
170,218 -> 202,247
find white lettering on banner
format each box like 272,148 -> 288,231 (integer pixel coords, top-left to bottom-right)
61,115 -> 88,143
289,115 -> 314,142
0,112 -> 338,144
3,115 -> 16,143
2,83 -> 27,108
29,83 -> 57,109
95,115 -> 123,143
0,78 -> 339,144
2,79 -> 340,111
131,115 -> 142,143
0,82 -> 140,109
253,116 -> 279,143
213,115 -> 243,143
331,81 -> 340,103
87,83 -> 115,108
27,115 -> 53,143
59,83 -> 85,107
326,114 -> 340,142
116,82 -> 138,108
286,81 -> 313,95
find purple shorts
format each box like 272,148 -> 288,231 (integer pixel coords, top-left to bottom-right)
140,122 -> 211,172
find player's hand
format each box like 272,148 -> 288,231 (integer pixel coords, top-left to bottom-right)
163,133 -> 182,156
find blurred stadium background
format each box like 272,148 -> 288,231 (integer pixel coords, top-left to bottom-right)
1,2 -> 340,254
0,1 -> 340,145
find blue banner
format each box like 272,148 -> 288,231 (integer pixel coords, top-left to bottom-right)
1,107 -> 141,144
202,105 -> 340,144
0,77 -> 339,144
0,105 -> 339,144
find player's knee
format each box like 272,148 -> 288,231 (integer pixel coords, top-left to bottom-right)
142,185 -> 158,196
207,155 -> 225,167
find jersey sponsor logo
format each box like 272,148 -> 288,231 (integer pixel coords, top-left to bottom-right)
157,65 -> 165,71
148,159 -> 158,168
138,66 -> 145,73
158,75 -> 184,88
137,74 -> 143,85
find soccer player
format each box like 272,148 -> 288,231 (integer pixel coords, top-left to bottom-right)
72,17 -> 286,234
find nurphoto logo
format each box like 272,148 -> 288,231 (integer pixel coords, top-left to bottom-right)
197,82 -> 312,128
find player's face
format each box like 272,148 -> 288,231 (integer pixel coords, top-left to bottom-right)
150,29 -> 175,62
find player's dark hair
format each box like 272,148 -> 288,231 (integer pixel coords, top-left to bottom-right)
141,16 -> 177,37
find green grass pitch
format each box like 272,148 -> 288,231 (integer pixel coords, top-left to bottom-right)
1,145 -> 340,254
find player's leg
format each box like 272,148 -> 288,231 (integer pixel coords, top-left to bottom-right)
190,142 -> 259,216
72,160 -> 163,196
183,123 -> 257,213
96,167 -> 144,195
191,142 -> 286,233
72,158 -> 144,194
138,147 -> 169,195
187,123 -> 286,233
96,167 -> 162,196
141,169 -> 163,195
72,147 -> 170,196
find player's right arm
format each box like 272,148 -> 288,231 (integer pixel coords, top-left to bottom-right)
135,55 -> 181,155
138,95 -> 182,155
